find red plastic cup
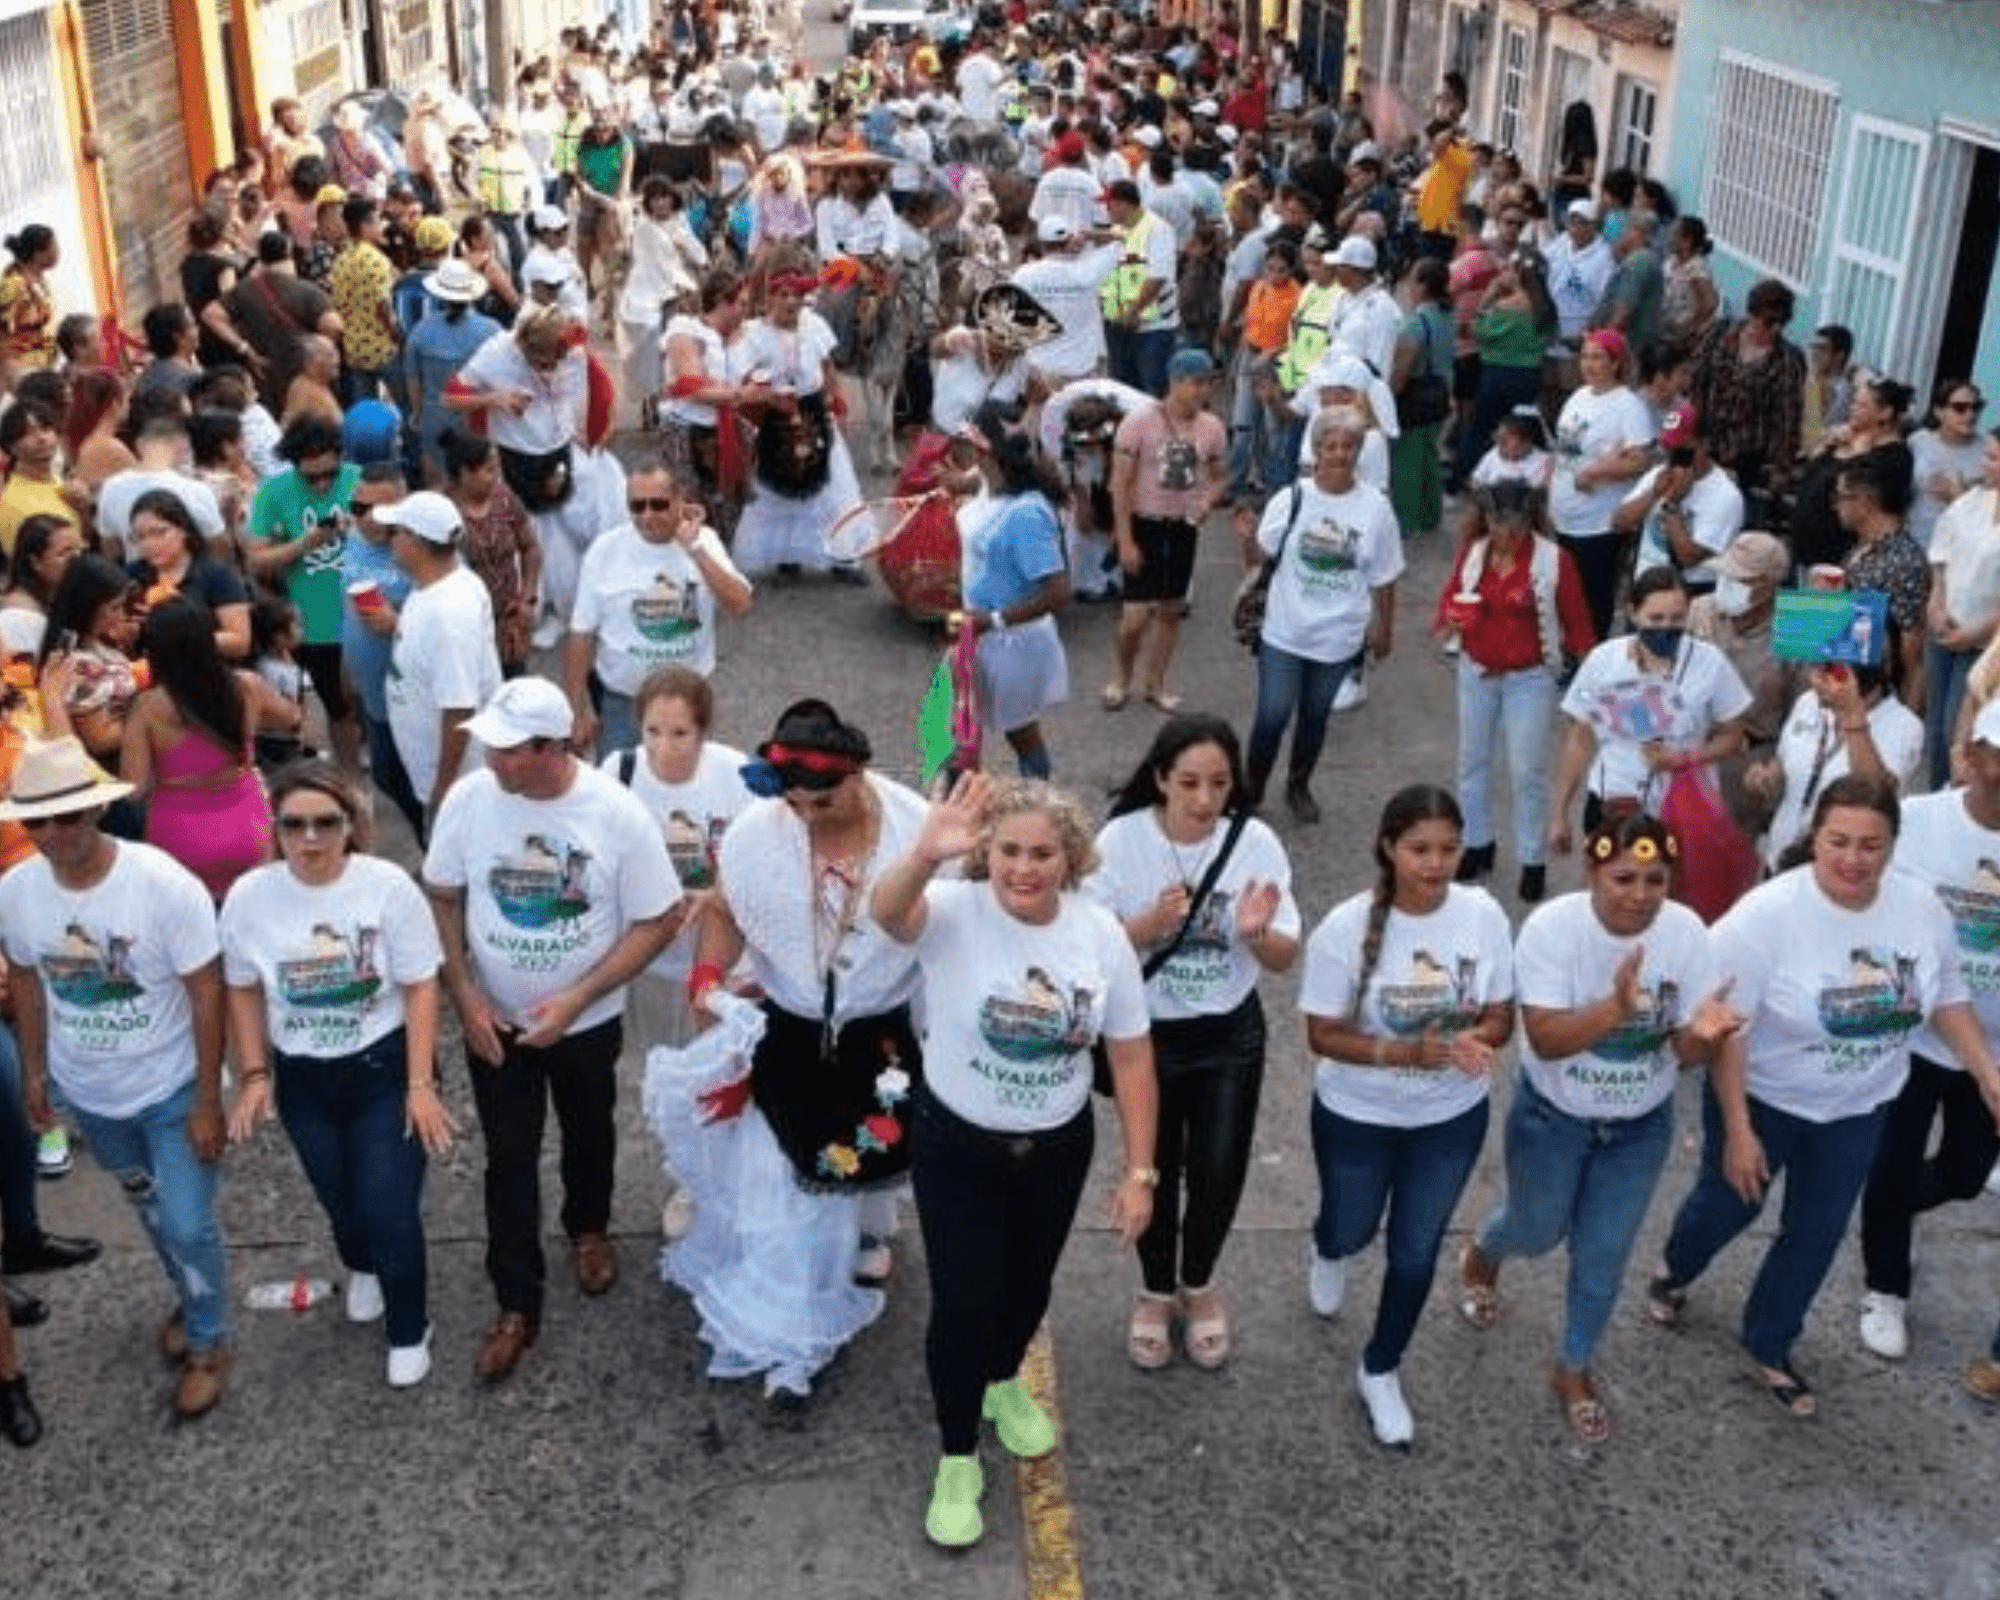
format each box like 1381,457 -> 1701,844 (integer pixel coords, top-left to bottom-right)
348,579 -> 385,616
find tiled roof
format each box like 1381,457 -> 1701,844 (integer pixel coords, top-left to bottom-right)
1515,1 -> 1677,46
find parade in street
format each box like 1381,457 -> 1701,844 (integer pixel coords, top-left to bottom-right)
4,1 -> 2000,1596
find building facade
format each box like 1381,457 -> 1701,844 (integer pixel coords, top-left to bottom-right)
1665,0 -> 2000,401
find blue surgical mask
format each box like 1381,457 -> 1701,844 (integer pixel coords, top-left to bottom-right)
1636,625 -> 1685,662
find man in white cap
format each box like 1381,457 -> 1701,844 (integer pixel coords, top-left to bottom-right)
422,678 -> 678,1382
379,490 -> 504,828
1013,215 -> 1125,389
1325,234 -> 1399,377
1029,129 -> 1105,237
0,737 -> 232,1420
522,206 -> 589,319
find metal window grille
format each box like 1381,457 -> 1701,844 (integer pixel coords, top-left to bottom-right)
1497,25 -> 1528,155
0,13 -> 68,219
1703,51 -> 1839,286
394,0 -> 435,81
1616,77 -> 1656,175
288,0 -> 341,58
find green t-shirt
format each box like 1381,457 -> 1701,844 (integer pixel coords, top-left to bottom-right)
1475,304 -> 1550,370
250,464 -> 361,645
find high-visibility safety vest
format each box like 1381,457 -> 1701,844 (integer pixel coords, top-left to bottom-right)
1277,280 -> 1342,393
1100,211 -> 1172,328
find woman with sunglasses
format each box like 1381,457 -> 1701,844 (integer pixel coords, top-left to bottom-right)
1457,813 -> 1740,1444
221,760 -> 452,1388
1787,372 -> 1916,578
121,596 -> 299,901
1910,378 -> 1987,555
127,488 -> 251,661
1922,414 -> 2000,790
677,700 -> 927,1404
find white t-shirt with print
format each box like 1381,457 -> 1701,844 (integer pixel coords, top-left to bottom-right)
220,856 -> 442,1059
1626,464 -> 1745,585
1561,635 -> 1752,807
1087,810 -> 1299,1021
0,843 -> 220,1118
423,765 -> 679,1035
1714,867 -> 1967,1123
1300,884 -> 1515,1128
571,522 -> 743,691
730,311 -> 838,396
1763,691 -> 1925,870
1894,788 -> 2000,1068
1515,891 -> 1714,1119
914,878 -> 1149,1134
387,566 -> 503,799
1550,384 -> 1653,536
602,740 -> 752,979
1256,478 -> 1405,664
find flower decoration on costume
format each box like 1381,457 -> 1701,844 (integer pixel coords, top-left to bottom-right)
820,256 -> 862,292
818,1141 -> 863,1180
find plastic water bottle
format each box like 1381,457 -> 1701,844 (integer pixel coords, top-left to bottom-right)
244,1271 -> 333,1312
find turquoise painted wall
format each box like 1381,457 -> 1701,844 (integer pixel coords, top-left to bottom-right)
1666,0 -> 2000,399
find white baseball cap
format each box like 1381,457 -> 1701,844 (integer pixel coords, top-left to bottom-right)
1330,236 -> 1378,272
1036,215 -> 1074,245
373,491 -> 462,546
464,678 -> 575,749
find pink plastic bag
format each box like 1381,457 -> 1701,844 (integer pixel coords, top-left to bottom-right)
1660,764 -> 1761,924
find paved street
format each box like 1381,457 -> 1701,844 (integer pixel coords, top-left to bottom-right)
10,11 -> 2000,1599
11,504 -> 2000,1600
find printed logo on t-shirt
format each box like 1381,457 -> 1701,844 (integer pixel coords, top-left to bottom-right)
970,965 -> 1100,1113
275,923 -> 384,1048
39,924 -> 154,1052
1937,862 -> 2000,957
1294,517 -> 1362,588
664,810 -> 726,890
1595,976 -> 1679,1063
1157,891 -> 1234,1005
487,834 -> 593,930
1817,947 -> 1923,1048
1376,949 -> 1481,1038
976,966 -> 1097,1063
1156,437 -> 1199,492
631,572 -> 701,649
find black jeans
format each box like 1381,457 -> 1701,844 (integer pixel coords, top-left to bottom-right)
1558,531 -> 1623,644
466,1017 -> 621,1316
911,1086 -> 1093,1454
1860,1053 -> 2000,1299
1137,994 -> 1265,1295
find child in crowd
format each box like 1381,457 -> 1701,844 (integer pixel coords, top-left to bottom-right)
1469,406 -> 1552,491
249,595 -> 307,772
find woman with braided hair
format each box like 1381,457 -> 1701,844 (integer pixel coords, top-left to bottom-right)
1298,784 -> 1514,1446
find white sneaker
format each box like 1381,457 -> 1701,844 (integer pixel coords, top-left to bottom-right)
1333,674 -> 1368,712
344,1272 -> 385,1324
1356,1361 -> 1414,1446
661,1188 -> 698,1241
1308,1252 -> 1347,1318
386,1326 -> 432,1388
1859,1291 -> 1909,1360
1987,1161 -> 2000,1196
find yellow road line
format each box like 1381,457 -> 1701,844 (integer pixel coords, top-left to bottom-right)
1015,1325 -> 1087,1600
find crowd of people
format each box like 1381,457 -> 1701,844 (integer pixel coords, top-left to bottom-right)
0,0 -> 1998,1561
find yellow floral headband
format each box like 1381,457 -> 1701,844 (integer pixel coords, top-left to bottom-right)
1591,832 -> 1679,863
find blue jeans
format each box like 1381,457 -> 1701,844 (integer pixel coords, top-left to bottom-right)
1311,1095 -> 1489,1374
596,688 -> 638,760
1456,659 -> 1558,867
1475,1073 -> 1673,1369
1247,642 -> 1360,789
1925,639 -> 1978,792
69,1078 -> 231,1351
1107,323 -> 1176,396
1661,1086 -> 1887,1370
1265,414 -> 1305,493
275,1029 -> 430,1348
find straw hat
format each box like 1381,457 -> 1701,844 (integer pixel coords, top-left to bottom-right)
0,736 -> 134,822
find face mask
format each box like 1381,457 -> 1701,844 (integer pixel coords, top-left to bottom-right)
1713,576 -> 1755,618
1636,625 -> 1685,661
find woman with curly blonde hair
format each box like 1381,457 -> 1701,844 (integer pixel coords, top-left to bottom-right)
874,773 -> 1157,1549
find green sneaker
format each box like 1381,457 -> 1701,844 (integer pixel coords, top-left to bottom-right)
35,1128 -> 71,1178
925,1454 -> 984,1548
982,1377 -> 1057,1459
